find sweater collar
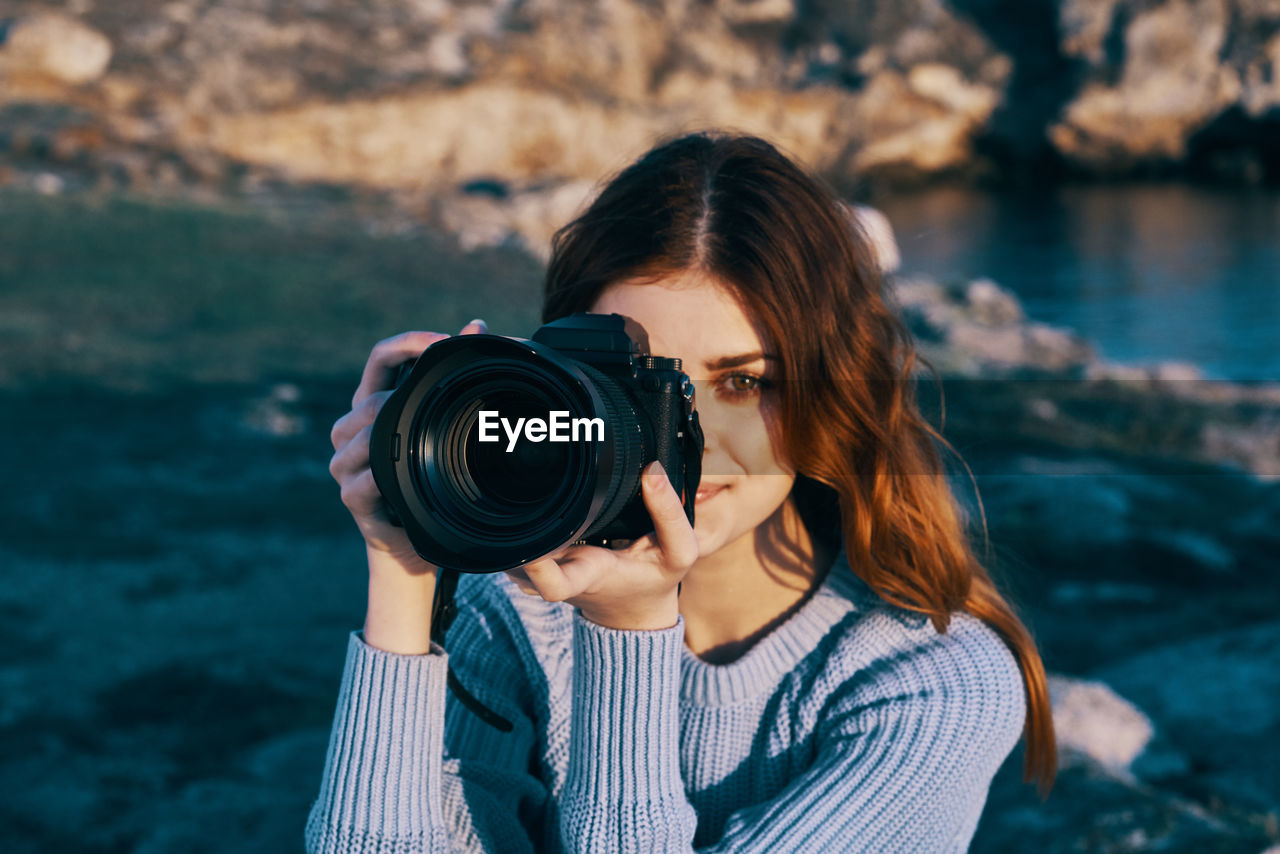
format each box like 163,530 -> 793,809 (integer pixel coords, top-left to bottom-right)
679,547 -> 882,706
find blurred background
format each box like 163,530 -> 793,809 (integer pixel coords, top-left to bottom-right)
1,1 -> 1278,851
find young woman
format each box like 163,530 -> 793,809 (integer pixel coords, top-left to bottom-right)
311,132 -> 1057,853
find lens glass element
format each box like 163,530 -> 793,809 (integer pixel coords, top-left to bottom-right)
463,389 -> 569,506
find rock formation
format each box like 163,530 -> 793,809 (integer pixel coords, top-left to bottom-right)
2,1 -> 1276,196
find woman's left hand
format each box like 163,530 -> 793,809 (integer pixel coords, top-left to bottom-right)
504,461 -> 699,630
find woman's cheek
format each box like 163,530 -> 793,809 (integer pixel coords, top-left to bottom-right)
696,477 -> 791,545
691,487 -> 744,553
740,414 -> 792,478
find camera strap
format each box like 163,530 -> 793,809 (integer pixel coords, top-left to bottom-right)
430,568 -> 515,733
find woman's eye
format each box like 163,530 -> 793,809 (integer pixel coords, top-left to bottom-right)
716,373 -> 771,398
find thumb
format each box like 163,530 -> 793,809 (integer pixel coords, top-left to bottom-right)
641,461 -> 698,568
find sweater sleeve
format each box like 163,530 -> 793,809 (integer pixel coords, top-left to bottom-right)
559,609 -> 1026,854
304,590 -> 550,852
558,608 -> 698,851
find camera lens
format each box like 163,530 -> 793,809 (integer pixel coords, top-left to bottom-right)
371,335 -> 649,572
464,389 -> 568,506
427,377 -> 575,514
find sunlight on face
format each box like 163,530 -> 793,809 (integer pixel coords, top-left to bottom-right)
591,270 -> 796,560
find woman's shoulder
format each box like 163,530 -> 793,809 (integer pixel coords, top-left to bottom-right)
819,576 -> 1027,740
823,557 -> 1020,685
845,596 -> 1019,679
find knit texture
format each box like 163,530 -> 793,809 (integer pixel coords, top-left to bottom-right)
305,548 -> 1026,853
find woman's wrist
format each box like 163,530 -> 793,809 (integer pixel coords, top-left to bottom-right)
363,544 -> 439,655
578,595 -> 680,632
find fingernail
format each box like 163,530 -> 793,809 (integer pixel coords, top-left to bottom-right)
467,318 -> 487,329
643,460 -> 666,485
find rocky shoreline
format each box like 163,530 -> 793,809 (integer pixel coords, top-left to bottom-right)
2,0 -> 1278,207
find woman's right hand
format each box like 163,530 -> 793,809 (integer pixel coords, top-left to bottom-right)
329,320 -> 489,561
328,320 -> 488,653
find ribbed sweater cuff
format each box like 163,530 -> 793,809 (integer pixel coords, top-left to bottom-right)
567,610 -> 686,803
311,630 -> 449,838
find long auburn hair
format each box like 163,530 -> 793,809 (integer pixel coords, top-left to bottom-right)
542,131 -> 1057,798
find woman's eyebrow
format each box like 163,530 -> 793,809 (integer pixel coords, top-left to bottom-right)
704,352 -> 779,370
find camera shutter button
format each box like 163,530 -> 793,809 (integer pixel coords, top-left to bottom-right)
641,373 -> 662,392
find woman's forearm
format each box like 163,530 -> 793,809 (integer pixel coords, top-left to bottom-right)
363,544 -> 439,655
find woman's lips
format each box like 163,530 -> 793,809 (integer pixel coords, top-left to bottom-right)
695,484 -> 726,504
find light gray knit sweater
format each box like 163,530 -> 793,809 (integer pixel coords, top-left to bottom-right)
305,548 -> 1026,852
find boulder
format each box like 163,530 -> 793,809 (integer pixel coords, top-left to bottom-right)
1051,0 -> 1279,174
0,12 -> 112,86
435,178 -> 600,261
847,203 -> 902,274
1047,673 -> 1157,780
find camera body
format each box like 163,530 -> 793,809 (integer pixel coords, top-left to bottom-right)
529,313 -> 699,541
369,312 -> 703,573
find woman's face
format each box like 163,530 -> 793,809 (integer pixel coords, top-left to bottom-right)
590,270 -> 796,560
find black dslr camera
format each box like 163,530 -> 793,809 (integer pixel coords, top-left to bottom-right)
369,313 -> 704,574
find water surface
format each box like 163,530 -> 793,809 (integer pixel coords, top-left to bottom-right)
872,184 -> 1280,381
